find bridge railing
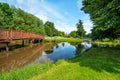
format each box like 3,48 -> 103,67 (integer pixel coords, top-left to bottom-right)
0,29 -> 44,42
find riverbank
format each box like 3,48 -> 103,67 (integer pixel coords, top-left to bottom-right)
0,47 -> 120,80
44,37 -> 120,48
93,40 -> 120,48
44,37 -> 83,43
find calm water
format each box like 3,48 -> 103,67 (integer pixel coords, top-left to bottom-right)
0,42 -> 81,72
35,42 -> 76,63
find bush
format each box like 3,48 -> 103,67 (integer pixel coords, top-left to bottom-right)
102,38 -> 110,42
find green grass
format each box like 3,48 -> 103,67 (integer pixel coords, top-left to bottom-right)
0,62 -> 53,80
93,39 -> 120,47
29,47 -> 120,80
44,37 -> 83,43
1,47 -> 120,80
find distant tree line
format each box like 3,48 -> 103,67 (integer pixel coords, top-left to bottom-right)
81,0 -> 120,40
0,3 -> 65,37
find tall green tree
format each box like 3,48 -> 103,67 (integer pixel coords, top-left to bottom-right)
69,31 -> 77,38
44,21 -> 54,37
81,0 -> 120,40
57,31 -> 65,36
76,20 -> 86,37
0,3 -> 13,29
44,21 -> 65,37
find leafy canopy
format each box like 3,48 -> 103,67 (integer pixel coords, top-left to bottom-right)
81,0 -> 120,40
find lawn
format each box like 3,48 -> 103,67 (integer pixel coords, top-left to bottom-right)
30,47 -> 120,80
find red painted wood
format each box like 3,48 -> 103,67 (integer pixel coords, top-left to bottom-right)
0,29 -> 44,43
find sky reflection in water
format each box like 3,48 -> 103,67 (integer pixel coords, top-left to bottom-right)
35,42 -> 76,63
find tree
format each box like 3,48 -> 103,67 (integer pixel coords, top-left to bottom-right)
0,2 -> 65,36
85,33 -> 92,38
44,21 -> 54,37
44,21 -> 65,37
81,0 -> 120,40
0,3 -> 13,29
69,31 -> 77,38
57,31 -> 65,36
0,2 -> 45,35
76,20 -> 86,37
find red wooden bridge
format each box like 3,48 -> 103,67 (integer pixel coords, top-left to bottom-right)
0,29 -> 44,51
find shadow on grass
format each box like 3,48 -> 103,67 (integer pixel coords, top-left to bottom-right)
69,47 -> 120,73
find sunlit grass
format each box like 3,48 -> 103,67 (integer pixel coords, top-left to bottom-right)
93,41 -> 120,47
93,38 -> 120,47
30,47 -> 120,80
44,37 -> 83,43
0,62 -> 53,80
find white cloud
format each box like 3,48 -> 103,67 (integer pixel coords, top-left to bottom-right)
25,0 -> 71,33
36,14 -> 48,23
40,3 -> 64,21
77,0 -> 93,34
80,14 -> 93,34
83,20 -> 93,34
55,20 -> 76,34
23,0 -> 65,23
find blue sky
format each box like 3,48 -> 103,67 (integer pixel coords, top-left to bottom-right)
0,0 -> 93,34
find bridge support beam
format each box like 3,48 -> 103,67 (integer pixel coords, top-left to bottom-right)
38,39 -> 41,43
6,42 -> 9,51
28,40 -> 31,44
22,40 -> 24,47
41,39 -> 43,43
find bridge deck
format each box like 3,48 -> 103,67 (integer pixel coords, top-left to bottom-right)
0,29 -> 44,43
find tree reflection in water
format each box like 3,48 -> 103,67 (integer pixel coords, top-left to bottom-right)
75,43 -> 83,55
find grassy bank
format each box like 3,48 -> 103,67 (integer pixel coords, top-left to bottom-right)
0,63 -> 53,80
93,39 -> 120,48
1,47 -> 120,80
44,37 -> 83,43
30,47 -> 120,80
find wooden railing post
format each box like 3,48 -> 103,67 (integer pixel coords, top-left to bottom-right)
20,31 -> 22,39
10,29 -> 12,42
6,30 -> 8,40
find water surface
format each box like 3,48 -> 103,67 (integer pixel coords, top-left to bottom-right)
0,42 -> 81,72
35,42 -> 76,63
